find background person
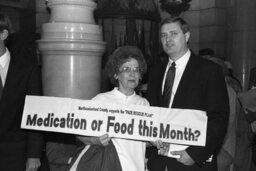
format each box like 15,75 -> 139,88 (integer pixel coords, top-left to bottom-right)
208,57 -> 239,171
0,13 -> 43,171
235,67 -> 256,171
198,48 -> 215,59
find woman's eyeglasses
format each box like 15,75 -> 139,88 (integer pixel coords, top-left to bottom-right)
119,67 -> 142,74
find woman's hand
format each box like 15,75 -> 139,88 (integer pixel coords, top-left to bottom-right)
149,140 -> 166,149
157,142 -> 170,156
149,140 -> 169,156
77,134 -> 111,146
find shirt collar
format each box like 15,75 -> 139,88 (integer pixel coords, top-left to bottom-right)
113,87 -> 136,99
168,49 -> 191,70
0,48 -> 10,68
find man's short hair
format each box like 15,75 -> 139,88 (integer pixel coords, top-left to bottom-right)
160,16 -> 190,34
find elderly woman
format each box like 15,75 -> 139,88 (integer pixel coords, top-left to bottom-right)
70,46 -> 149,171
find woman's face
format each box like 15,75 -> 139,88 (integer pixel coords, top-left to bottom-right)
117,58 -> 141,95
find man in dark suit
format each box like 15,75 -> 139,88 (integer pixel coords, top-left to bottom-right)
0,13 -> 43,171
146,17 -> 229,171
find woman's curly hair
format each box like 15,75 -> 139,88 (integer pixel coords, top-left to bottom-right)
105,46 -> 147,85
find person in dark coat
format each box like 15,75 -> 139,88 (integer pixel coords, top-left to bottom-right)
0,13 -> 43,171
146,16 -> 229,171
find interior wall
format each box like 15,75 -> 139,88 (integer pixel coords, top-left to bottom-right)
154,0 -> 228,58
0,0 -> 35,33
3,0 -> 255,90
0,0 -> 229,58
183,0 -> 227,57
226,0 -> 256,89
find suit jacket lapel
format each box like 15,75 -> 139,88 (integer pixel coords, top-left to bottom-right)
160,60 -> 168,93
172,53 -> 198,107
0,58 -> 24,107
158,60 -> 168,105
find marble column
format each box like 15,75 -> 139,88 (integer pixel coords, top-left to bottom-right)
226,0 -> 256,89
36,1 -> 106,170
37,0 -> 106,99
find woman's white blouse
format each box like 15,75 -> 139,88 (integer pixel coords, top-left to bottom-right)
92,87 -> 149,171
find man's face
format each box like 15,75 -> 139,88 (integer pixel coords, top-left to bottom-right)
160,22 -> 190,61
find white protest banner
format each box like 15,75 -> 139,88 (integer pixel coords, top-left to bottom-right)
21,95 -> 207,146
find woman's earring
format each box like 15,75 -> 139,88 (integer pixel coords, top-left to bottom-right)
114,74 -> 118,79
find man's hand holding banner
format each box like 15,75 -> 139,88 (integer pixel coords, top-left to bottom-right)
21,95 -> 207,147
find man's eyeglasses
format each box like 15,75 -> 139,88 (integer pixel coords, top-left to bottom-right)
119,67 -> 142,74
